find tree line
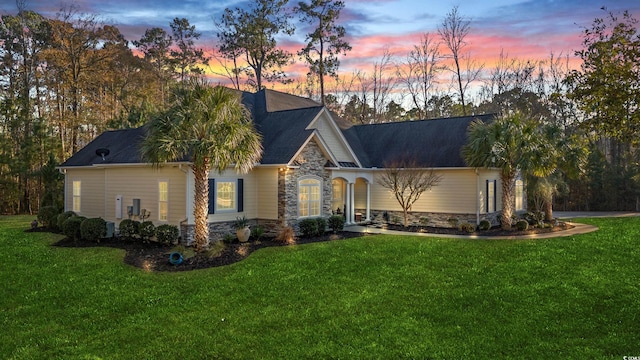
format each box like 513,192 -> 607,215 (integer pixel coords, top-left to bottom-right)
0,1 -> 638,215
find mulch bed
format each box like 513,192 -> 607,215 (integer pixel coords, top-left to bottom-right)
31,221 -> 572,272
49,231 -> 371,272
382,222 -> 574,237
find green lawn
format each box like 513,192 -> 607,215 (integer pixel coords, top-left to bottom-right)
1,215 -> 639,359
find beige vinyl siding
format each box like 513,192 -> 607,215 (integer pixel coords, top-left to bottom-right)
66,168 -> 105,218
183,167 -> 278,224
104,166 -> 187,227
65,166 -> 186,227
368,169 -> 501,214
313,115 -> 356,163
255,168 -> 278,220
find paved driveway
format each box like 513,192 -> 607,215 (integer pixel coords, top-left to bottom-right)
554,211 -> 640,219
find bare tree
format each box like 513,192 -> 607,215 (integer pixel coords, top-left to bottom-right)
397,33 -> 442,119
377,159 -> 442,227
208,50 -> 246,90
438,6 -> 483,115
370,48 -> 397,122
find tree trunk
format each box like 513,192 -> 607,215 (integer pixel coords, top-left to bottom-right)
192,160 -> 210,252
500,173 -> 515,230
544,195 -> 553,221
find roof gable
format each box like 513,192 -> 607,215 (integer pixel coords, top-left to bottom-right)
306,108 -> 361,167
254,106 -> 324,165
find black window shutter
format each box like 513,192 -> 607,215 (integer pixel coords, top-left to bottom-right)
485,179 -> 489,213
208,179 -> 215,214
493,180 -> 497,212
237,179 -> 244,212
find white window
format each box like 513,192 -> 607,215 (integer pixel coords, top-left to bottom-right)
72,181 -> 81,212
487,180 -> 496,213
299,177 -> 321,218
515,179 -> 524,211
159,181 -> 168,221
332,180 -> 343,202
216,181 -> 236,212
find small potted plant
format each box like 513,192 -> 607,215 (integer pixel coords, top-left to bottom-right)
234,216 -> 250,243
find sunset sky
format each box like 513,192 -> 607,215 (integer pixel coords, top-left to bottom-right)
3,0 -> 640,93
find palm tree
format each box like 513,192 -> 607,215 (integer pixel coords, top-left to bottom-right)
530,125 -> 587,221
462,112 -> 555,229
141,81 -> 262,251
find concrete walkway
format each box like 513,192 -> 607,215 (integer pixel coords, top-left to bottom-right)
345,222 -> 598,240
554,211 -> 640,219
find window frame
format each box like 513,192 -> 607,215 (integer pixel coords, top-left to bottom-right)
72,180 -> 81,212
158,180 -> 169,222
298,176 -> 322,218
515,179 -> 524,211
215,179 -> 237,213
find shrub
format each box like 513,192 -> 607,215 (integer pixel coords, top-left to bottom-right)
62,216 -> 85,241
206,241 -> 226,257
251,225 -> 265,240
516,220 -> 529,231
140,221 -> 156,242
222,233 -> 236,244
156,224 -> 179,244
275,226 -> 294,244
38,206 -> 59,229
80,217 -> 107,242
57,211 -> 76,230
299,218 -> 319,238
459,222 -> 475,233
391,215 -> 401,225
447,218 -> 459,228
327,215 -> 345,233
315,217 -> 327,236
478,219 -> 492,231
119,219 -> 140,240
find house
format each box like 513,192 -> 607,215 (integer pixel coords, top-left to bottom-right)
59,89 -> 525,243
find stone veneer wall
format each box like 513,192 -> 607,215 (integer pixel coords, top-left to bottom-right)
180,219 -> 281,245
360,208 -> 501,228
280,139 -> 333,233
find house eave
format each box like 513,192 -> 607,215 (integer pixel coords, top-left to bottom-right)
57,161 -> 190,170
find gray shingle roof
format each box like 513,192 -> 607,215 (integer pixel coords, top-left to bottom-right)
60,86 -> 494,170
255,106 -> 324,164
61,89 -> 324,167
344,114 -> 495,168
60,127 -> 147,166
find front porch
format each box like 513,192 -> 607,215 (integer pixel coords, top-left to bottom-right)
331,171 -> 373,225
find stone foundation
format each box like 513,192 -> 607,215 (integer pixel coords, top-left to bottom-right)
362,209 -> 500,228
180,218 -> 282,245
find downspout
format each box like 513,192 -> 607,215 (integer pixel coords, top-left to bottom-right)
475,168 -> 480,226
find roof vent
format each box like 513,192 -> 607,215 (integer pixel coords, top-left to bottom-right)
95,148 -> 110,161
